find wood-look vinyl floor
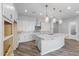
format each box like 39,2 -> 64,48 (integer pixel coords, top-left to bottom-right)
14,40 -> 41,56
44,39 -> 79,56
14,39 -> 79,56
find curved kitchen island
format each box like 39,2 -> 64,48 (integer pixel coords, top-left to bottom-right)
33,33 -> 66,55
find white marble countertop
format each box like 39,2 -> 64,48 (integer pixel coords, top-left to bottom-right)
33,33 -> 66,40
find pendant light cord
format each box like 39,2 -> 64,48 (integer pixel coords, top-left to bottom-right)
45,5 -> 48,17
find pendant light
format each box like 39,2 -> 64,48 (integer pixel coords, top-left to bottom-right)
59,19 -> 63,24
53,17 -> 57,23
52,8 -> 57,23
45,5 -> 49,22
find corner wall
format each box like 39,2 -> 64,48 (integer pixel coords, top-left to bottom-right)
0,3 -> 3,56
59,16 -> 79,41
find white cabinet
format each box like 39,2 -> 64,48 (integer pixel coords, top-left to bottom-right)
18,32 -> 33,43
3,3 -> 17,21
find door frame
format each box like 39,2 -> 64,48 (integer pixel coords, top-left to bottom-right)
68,22 -> 78,39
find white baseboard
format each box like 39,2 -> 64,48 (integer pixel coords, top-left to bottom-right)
41,45 -> 64,55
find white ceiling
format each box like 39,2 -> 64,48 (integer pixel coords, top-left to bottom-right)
14,3 -> 79,19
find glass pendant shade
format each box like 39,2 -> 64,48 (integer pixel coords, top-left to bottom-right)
45,16 -> 49,22
45,5 -> 49,23
53,18 -> 57,23
59,20 -> 63,24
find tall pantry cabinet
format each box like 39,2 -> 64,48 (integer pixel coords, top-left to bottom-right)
3,3 -> 17,56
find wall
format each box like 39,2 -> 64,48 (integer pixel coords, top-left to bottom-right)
0,3 -> 3,56
59,20 -> 68,34
59,16 -> 79,41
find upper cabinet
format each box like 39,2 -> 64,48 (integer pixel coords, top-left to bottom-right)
3,3 -> 17,22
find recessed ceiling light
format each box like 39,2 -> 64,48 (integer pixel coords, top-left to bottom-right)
25,9 -> 28,13
40,13 -> 43,15
67,6 -> 71,10
75,11 -> 79,14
